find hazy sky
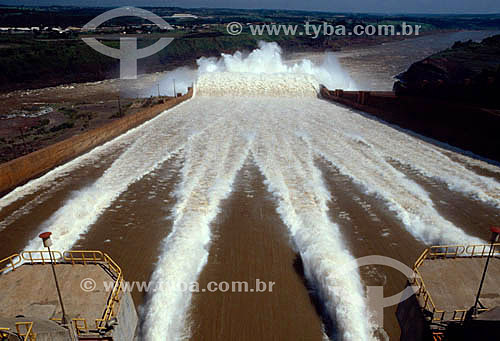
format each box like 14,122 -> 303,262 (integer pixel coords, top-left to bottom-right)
2,0 -> 500,14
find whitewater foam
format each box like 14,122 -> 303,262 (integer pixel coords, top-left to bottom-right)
196,72 -> 319,97
143,110 -> 251,340
249,99 -> 376,339
308,101 -> 500,208
297,98 -> 487,246
6,41 -> 500,341
22,98 -> 226,252
195,41 -> 356,97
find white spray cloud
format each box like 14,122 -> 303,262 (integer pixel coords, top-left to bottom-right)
143,41 -> 356,99
196,41 -> 357,95
144,67 -> 197,98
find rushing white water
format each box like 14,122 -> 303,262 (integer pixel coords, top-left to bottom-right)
197,41 -> 357,91
249,100 -> 376,340
149,41 -> 356,99
139,96 -> 376,340
6,41 -> 500,341
23,99 -> 227,251
304,101 -> 500,208
143,106 -> 251,340
303,114 -> 484,246
0,128 -> 131,213
196,72 -> 319,97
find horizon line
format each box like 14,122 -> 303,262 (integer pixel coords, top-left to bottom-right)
1,4 -> 500,16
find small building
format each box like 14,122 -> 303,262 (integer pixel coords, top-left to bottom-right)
171,13 -> 198,19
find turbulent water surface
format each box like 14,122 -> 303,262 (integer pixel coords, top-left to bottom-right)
1,35 -> 500,341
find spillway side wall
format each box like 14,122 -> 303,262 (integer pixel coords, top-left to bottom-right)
113,291 -> 138,341
320,87 -> 500,163
0,87 -> 193,195
395,284 -> 432,341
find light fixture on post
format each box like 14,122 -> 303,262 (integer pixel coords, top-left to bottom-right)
39,232 -> 68,325
470,226 -> 500,318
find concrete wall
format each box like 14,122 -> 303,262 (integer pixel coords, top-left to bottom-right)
0,88 -> 193,195
396,285 -> 432,341
320,86 -> 500,163
112,291 -> 138,341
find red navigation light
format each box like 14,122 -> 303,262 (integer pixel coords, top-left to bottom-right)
490,226 -> 500,243
39,232 -> 52,239
39,232 -> 53,247
491,226 -> 500,234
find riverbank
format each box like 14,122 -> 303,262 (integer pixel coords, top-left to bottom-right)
0,87 -> 193,195
0,28 -> 449,94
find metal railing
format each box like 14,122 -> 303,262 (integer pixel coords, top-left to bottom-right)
1,249 -> 124,337
412,267 -> 445,321
0,253 -> 21,273
72,318 -> 88,335
21,250 -> 63,264
100,253 -> 123,326
15,322 -> 36,341
412,243 -> 499,322
63,250 -> 105,265
427,243 -> 500,259
0,328 -> 12,340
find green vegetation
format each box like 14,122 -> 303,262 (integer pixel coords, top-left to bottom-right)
49,121 -> 74,132
0,6 -> 499,92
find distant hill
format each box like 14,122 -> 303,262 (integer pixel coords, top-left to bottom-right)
394,34 -> 500,108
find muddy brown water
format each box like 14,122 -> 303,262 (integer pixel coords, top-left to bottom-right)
188,162 -> 325,340
1,31 -> 500,340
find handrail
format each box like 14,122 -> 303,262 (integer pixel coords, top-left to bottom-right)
1,249 -> 125,337
428,245 -> 466,258
414,248 -> 429,268
412,243 -> 500,322
63,250 -> 104,265
15,322 -> 36,341
21,250 -> 63,264
103,253 -> 121,279
72,318 -> 88,335
99,253 -> 123,328
428,243 -> 500,259
0,328 -> 13,341
465,244 -> 500,257
412,268 -> 438,311
0,254 -> 21,272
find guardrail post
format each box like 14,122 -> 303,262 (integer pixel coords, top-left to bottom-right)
471,228 -> 499,316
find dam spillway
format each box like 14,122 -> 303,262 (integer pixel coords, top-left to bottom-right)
1,42 -> 500,340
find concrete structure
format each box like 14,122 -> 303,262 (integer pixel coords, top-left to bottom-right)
0,87 -> 193,195
319,86 -> 500,163
0,250 -> 137,340
171,13 -> 198,19
397,244 -> 500,340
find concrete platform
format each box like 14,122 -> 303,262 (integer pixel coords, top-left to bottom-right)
418,257 -> 500,314
0,317 -> 68,340
0,254 -> 138,341
398,250 -> 500,341
0,263 -> 111,326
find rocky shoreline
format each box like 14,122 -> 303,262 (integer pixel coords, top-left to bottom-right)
394,34 -> 500,108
